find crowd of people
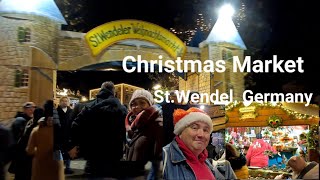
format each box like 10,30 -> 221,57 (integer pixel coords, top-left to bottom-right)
0,81 -> 319,180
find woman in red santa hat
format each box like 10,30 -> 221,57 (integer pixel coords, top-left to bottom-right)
162,107 -> 237,180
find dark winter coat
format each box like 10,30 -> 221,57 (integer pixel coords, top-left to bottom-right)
8,112 -> 33,179
56,106 -> 73,149
125,105 -> 163,163
71,88 -> 127,161
11,112 -> 32,143
0,125 -> 13,180
161,103 -> 188,146
70,99 -> 95,122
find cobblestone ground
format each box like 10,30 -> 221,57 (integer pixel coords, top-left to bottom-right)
66,160 -> 154,180
6,159 -> 86,180
6,160 -> 155,180
65,159 -> 86,179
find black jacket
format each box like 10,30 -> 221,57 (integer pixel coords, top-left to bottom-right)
8,113 -> 33,178
0,125 -> 13,180
161,103 -> 188,146
70,99 -> 95,123
56,106 -> 73,148
71,88 -> 127,161
11,112 -> 32,143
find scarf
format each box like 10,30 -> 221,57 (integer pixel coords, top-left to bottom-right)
176,136 -> 215,180
125,106 -> 159,132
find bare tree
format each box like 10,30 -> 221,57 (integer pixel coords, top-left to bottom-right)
147,72 -> 179,94
55,0 -> 88,32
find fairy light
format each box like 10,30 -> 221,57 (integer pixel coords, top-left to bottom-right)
225,101 -> 319,119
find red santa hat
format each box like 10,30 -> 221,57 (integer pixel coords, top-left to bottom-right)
173,107 -> 213,135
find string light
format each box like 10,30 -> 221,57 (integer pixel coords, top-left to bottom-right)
170,14 -> 212,45
307,124 -> 319,149
226,101 -> 319,119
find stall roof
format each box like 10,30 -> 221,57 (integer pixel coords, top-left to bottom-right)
0,0 -> 67,24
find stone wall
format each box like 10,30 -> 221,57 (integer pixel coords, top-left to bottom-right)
230,49 -> 245,100
0,14 -> 60,123
198,45 -> 211,101
31,15 -> 60,62
0,65 -> 28,125
178,42 -> 245,104
207,43 -> 245,100
0,16 -> 31,124
58,32 -> 88,65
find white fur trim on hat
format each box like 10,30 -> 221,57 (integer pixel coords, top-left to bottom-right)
174,112 -> 213,135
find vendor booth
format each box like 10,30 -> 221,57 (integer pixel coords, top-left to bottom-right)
214,102 -> 319,179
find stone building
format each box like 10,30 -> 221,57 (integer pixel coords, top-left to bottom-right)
0,0 -> 246,123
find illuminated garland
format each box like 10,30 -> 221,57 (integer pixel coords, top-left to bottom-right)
225,101 -> 319,120
307,124 -> 319,149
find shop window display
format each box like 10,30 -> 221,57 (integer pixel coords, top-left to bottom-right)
225,126 -> 312,179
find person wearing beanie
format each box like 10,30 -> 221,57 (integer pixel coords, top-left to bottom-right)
124,89 -> 163,179
163,107 -> 224,180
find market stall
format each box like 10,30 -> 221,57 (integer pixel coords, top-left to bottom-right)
55,86 -> 82,108
215,102 -> 319,179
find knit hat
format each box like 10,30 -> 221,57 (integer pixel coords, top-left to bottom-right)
129,89 -> 154,109
173,107 -> 213,135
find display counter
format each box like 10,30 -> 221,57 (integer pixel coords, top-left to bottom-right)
248,168 -> 291,179
221,102 -> 319,163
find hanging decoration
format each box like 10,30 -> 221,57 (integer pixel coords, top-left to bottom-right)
267,115 -> 283,128
225,101 -> 318,120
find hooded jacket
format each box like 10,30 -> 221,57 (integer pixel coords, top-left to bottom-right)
11,112 -> 32,143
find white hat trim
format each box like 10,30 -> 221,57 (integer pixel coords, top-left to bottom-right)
174,112 -> 213,135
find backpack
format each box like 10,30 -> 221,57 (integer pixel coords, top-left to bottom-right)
296,161 -> 318,179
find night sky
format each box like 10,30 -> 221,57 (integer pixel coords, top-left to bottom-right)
57,0 -> 319,102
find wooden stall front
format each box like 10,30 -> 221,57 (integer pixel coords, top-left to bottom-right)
225,102 -> 318,128
215,102 -> 319,179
